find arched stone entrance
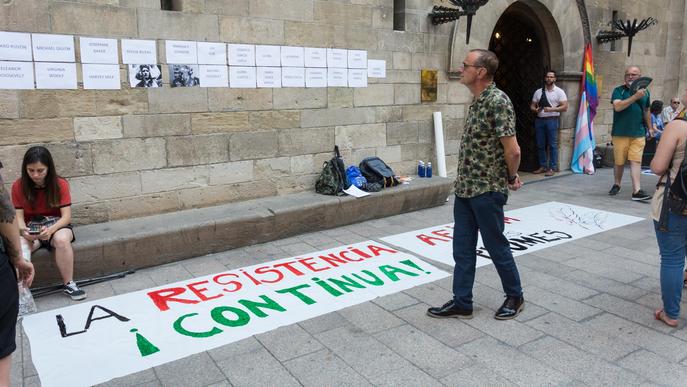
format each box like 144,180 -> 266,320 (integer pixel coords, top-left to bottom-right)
489,2 -> 550,171
448,0 -> 588,171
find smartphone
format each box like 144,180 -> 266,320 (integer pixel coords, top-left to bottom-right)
28,223 -> 41,235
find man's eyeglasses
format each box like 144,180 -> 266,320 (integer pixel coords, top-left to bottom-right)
672,101 -> 680,105
462,62 -> 484,69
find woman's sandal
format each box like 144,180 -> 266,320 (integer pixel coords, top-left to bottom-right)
654,309 -> 679,327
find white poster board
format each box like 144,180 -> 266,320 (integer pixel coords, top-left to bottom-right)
82,64 -> 121,89
305,68 -> 326,88
280,46 -> 304,67
367,59 -> 386,78
197,42 -> 227,65
381,202 -> 644,267
198,65 -> 228,87
255,45 -> 281,67
228,44 -> 255,66
23,241 -> 449,387
327,67 -> 347,87
281,67 -> 305,87
326,48 -> 347,68
0,61 -> 34,89
165,40 -> 197,64
229,66 -> 256,88
32,33 -> 75,62
0,31 -> 33,61
348,69 -> 367,87
34,62 -> 77,89
79,37 -> 118,64
304,47 -> 327,68
121,39 -> 157,64
256,67 -> 281,88
347,50 -> 367,69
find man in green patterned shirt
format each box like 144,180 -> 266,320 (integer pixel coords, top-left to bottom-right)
427,49 -> 524,320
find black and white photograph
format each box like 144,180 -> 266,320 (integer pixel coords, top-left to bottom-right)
169,64 -> 200,87
128,64 -> 162,88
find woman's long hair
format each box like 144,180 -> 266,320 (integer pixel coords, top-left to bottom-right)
21,146 -> 61,208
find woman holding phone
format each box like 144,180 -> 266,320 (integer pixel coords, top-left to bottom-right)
11,146 -> 85,300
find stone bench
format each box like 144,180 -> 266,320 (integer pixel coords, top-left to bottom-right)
31,177 -> 453,286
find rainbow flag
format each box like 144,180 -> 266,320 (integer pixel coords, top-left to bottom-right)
571,43 -> 599,174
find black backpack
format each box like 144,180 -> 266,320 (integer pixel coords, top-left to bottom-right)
659,117 -> 687,230
359,157 -> 399,188
315,146 -> 347,195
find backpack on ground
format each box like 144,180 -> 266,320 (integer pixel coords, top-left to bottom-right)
315,146 -> 347,195
359,157 -> 399,188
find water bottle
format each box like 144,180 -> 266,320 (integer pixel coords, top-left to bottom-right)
418,160 -> 425,177
17,240 -> 37,316
426,162 -> 433,178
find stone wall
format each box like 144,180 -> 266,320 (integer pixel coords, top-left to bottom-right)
0,0 -> 464,224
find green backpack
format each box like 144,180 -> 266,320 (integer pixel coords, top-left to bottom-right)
315,146 -> 347,195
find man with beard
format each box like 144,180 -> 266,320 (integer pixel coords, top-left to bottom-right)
530,71 -> 568,176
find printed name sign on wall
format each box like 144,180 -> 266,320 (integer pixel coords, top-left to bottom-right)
0,31 -> 32,61
0,61 -> 34,89
381,202 -> 644,267
22,241 -> 449,387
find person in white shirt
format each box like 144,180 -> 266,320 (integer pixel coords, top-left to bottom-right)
662,97 -> 681,125
530,71 -> 568,176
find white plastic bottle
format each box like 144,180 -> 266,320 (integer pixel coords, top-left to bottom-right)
17,240 -> 37,316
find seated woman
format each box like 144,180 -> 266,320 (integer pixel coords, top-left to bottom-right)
11,146 -> 86,301
650,89 -> 687,327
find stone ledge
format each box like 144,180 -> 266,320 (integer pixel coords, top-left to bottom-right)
31,177 -> 453,286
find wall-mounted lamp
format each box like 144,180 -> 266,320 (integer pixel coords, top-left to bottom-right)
429,0 -> 489,44
596,17 -> 657,57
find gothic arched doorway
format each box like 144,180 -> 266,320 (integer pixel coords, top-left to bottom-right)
489,2 -> 550,172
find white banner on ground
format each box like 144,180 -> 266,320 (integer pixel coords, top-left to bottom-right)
23,241 -> 449,387
380,201 -> 644,267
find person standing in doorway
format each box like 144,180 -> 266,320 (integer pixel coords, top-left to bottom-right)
427,49 -> 525,321
530,71 -> 568,176
608,65 -> 652,201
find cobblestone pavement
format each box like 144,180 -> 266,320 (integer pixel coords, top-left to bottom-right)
12,167 -> 687,386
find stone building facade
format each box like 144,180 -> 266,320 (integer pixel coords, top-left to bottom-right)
0,0 -> 684,224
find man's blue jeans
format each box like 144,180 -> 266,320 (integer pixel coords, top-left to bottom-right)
535,117 -> 559,169
654,214 -> 687,319
452,192 -> 523,310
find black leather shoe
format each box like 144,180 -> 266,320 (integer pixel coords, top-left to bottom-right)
427,300 -> 473,319
494,296 -> 524,320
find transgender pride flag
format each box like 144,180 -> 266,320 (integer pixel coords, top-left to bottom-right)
571,43 -> 599,174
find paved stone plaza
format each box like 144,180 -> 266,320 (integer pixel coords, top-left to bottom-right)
12,167 -> 687,386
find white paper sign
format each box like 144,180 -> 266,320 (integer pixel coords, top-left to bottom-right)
169,64 -> 200,87
32,34 -> 75,62
281,67 -> 305,87
198,65 -> 228,87
23,241 -> 448,387
327,48 -> 347,68
0,61 -> 34,89
197,42 -> 227,65
229,66 -> 256,88
381,202 -> 644,267
304,47 -> 327,68
82,64 -> 121,89
347,50 -> 367,69
348,69 -> 367,87
280,46 -> 304,67
128,64 -> 162,88
256,67 -> 281,88
79,37 -> 118,64
305,68 -> 326,88
255,45 -> 281,67
327,67 -> 347,87
0,32 -> 33,61
367,59 -> 386,78
34,62 -> 77,89
121,39 -> 157,64
165,40 -> 197,64
228,44 -> 255,66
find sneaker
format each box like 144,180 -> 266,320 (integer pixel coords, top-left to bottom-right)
494,296 -> 524,320
544,169 -> 555,177
608,184 -> 621,195
533,167 -> 546,174
64,281 -> 87,301
631,189 -> 651,201
427,300 -> 473,319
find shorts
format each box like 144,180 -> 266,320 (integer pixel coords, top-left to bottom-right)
0,252 -> 18,359
612,136 -> 645,165
37,225 -> 75,252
